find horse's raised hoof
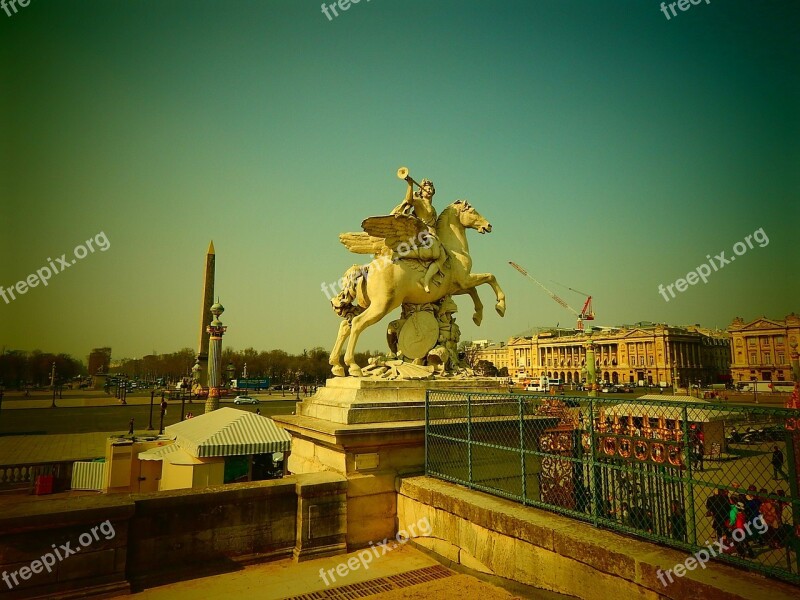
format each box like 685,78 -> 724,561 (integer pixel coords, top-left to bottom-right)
495,302 -> 506,317
331,365 -> 346,377
348,365 -> 363,377
472,312 -> 483,326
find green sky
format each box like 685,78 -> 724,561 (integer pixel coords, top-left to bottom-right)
1,0 -> 798,363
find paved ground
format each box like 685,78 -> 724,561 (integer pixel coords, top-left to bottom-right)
0,432 -> 110,464
112,542 -> 568,600
0,400 -> 298,436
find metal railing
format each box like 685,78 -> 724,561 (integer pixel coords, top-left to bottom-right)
425,391 -> 800,584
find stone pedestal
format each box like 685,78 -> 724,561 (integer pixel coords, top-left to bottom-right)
273,377 -> 503,549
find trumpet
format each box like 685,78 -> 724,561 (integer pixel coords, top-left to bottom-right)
396,166 -> 426,190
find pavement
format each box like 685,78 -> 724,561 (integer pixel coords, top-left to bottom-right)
0,431 -> 109,465
111,542 -> 567,600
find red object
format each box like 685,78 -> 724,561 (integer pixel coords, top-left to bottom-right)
34,475 -> 54,495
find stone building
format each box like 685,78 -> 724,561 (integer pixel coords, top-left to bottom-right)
473,341 -> 510,373
727,313 -> 800,383
506,324 -> 730,387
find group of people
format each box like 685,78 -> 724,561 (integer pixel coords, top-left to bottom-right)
706,483 -> 792,557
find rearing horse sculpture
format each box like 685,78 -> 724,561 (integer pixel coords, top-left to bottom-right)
329,199 -> 506,377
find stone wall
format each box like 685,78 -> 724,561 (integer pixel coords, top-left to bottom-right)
0,473 -> 347,599
397,475 -> 799,600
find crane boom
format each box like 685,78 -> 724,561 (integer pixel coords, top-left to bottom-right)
508,261 -> 579,317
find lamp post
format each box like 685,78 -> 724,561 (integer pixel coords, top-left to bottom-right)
148,390 -> 155,430
295,371 -> 301,401
159,391 -> 167,434
225,362 -> 235,390
672,361 -> 677,396
50,362 -> 57,408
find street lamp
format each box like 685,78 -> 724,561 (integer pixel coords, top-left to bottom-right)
50,362 -> 57,408
295,371 -> 301,401
672,361 -> 677,396
225,362 -> 235,388
148,390 -> 155,430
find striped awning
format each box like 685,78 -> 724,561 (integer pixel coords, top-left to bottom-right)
164,407 -> 292,458
138,444 -> 206,465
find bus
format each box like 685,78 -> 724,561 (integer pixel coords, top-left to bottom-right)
231,378 -> 270,391
526,376 -> 562,392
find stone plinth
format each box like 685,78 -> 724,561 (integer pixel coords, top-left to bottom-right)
273,377 -> 505,549
295,376 -> 504,424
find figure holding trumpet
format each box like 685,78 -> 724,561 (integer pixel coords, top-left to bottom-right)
391,168 -> 448,292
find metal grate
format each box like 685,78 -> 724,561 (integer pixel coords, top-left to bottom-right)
283,565 -> 453,600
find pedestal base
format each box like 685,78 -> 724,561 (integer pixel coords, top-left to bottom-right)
295,376 -> 504,424
273,377 -> 505,548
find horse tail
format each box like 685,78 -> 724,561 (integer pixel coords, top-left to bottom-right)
331,264 -> 368,319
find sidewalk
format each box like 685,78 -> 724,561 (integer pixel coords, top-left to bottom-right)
112,543 -> 552,600
0,432 -> 109,465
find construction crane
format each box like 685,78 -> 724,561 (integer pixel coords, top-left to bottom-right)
508,261 -> 595,331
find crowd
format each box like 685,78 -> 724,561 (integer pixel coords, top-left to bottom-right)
705,481 -> 792,558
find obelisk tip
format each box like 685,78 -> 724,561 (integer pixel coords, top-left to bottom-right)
207,240 -> 215,255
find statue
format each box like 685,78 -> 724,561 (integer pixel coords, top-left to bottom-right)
329,167 -> 506,377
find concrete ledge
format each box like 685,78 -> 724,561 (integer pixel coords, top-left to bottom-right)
398,476 -> 799,600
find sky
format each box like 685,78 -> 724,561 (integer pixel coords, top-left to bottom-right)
1,0 -> 798,364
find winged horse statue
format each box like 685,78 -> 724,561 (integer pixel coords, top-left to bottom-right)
328,168 -> 506,377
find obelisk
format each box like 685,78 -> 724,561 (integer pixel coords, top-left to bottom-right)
197,241 -> 215,387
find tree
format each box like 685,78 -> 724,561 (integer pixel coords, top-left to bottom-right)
458,341 -> 481,369
475,360 -> 499,377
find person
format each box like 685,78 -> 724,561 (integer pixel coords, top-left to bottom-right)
694,439 -> 705,471
391,177 -> 447,293
128,418 -> 134,435
618,501 -> 631,526
744,486 -> 762,544
729,500 -> 755,558
669,500 -> 687,542
759,491 -> 781,549
706,488 -> 730,540
772,446 -> 784,479
255,408 -> 261,416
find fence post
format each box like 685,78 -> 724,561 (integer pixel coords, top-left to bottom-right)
589,396 -> 600,527
467,393 -> 473,487
424,390 -> 429,474
681,405 -> 697,545
519,393 -> 526,503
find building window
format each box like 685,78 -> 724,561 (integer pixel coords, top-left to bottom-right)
749,353 -> 757,365
649,356 -> 654,366
778,353 -> 785,364
761,337 -> 769,346
763,353 -> 771,365
748,338 -> 756,347
775,336 -> 784,346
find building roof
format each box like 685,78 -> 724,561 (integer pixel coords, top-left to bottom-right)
162,407 -> 292,458
603,395 -> 736,423
138,443 -> 206,465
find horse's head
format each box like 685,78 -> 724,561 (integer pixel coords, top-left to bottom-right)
452,199 -> 492,234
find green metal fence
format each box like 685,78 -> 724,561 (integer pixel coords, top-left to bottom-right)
425,390 -> 800,584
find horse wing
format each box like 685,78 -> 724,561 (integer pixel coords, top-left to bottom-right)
362,214 -> 427,251
339,232 -> 385,255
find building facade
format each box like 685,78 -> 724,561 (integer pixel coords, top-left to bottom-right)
505,324 -> 730,387
727,313 -> 800,383
472,342 -> 510,373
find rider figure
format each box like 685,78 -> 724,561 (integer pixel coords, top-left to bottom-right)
391,177 -> 447,293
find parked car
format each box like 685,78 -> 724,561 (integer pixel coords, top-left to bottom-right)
234,395 -> 259,405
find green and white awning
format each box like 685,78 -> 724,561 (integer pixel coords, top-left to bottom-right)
163,407 -> 292,457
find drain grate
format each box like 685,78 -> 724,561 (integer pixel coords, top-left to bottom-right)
283,565 -> 453,600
